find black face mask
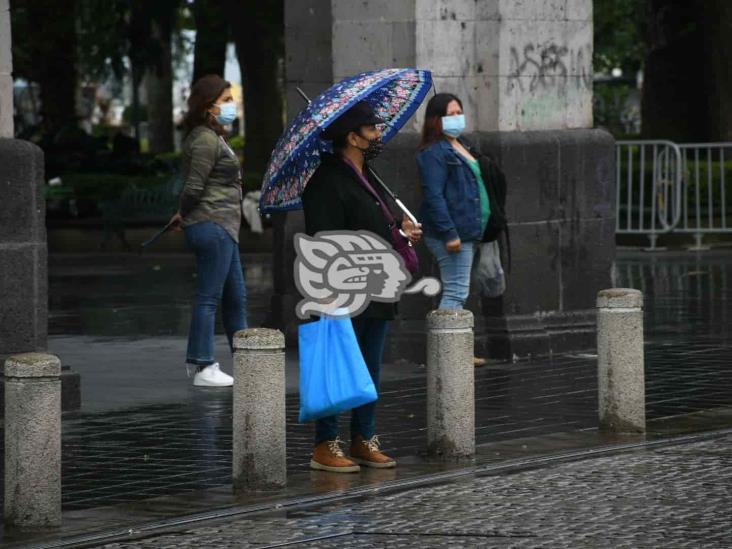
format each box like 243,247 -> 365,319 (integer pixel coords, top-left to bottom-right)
357,134 -> 384,161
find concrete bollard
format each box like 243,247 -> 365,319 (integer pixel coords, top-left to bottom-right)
597,288 -> 646,433
426,309 -> 475,460
232,328 -> 286,490
4,353 -> 62,527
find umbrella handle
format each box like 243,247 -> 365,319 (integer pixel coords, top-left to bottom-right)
367,166 -> 421,229
394,197 -> 419,227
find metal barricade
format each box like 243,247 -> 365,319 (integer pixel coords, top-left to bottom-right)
676,143 -> 732,249
615,140 -> 683,249
616,141 -> 732,249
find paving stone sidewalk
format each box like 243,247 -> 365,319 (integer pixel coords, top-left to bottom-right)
99,432 -> 732,548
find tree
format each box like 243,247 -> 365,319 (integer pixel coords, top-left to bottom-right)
230,0 -> 284,176
11,0 -> 79,137
144,0 -> 180,154
640,0 -> 707,140
593,0 -> 646,76
640,0 -> 732,141
76,0 -> 128,83
192,0 -> 229,84
700,0 -> 732,141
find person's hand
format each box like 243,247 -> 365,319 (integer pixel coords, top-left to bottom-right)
446,238 -> 461,253
401,217 -> 423,244
169,211 -> 183,232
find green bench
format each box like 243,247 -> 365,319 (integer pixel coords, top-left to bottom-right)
98,176 -> 183,250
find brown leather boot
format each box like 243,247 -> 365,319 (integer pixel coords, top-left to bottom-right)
310,438 -> 360,473
350,435 -> 396,468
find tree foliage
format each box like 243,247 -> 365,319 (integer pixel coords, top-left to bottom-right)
593,0 -> 646,75
75,0 -> 129,82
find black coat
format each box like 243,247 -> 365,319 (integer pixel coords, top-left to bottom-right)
302,153 -> 397,319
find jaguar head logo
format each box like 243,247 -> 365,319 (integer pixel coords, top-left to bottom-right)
294,231 -> 411,319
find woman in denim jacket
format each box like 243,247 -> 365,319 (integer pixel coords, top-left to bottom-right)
416,93 -> 490,365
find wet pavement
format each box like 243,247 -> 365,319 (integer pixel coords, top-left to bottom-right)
96,430 -> 732,548
0,248 -> 731,546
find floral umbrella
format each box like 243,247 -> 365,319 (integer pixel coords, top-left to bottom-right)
259,68 -> 432,213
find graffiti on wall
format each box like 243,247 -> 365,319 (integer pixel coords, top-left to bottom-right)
506,43 -> 592,94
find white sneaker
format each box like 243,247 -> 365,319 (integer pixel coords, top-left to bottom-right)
192,363 -> 233,387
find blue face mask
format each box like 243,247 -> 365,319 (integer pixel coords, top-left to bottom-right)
215,102 -> 237,125
441,114 -> 466,138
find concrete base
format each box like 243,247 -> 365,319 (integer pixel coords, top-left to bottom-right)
269,129 -> 615,361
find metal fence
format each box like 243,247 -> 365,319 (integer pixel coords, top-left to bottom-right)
616,140 -> 732,249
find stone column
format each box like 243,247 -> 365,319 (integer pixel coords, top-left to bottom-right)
232,328 -> 287,491
0,2 -> 67,408
426,309 -> 475,459
0,6 -> 81,414
4,353 -> 62,527
597,288 -> 646,433
0,0 -> 46,358
279,0 -> 614,361
0,0 -> 12,138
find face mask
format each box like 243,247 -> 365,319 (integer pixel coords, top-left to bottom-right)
215,102 -> 237,125
357,134 -> 384,161
441,114 -> 466,138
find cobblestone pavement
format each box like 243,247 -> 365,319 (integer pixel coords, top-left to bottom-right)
99,433 -> 732,548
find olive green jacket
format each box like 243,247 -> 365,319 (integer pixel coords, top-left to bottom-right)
179,126 -> 243,242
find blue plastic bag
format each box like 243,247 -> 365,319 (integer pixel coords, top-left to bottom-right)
298,316 -> 378,422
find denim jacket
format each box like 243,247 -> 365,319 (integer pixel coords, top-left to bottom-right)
416,139 -> 483,243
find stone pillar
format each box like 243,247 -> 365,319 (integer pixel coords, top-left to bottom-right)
597,289 -> 646,433
0,0 -> 12,138
4,353 -> 62,527
232,328 -> 287,490
426,309 -> 475,459
279,0 -> 613,361
0,138 -> 48,362
0,5 -> 79,410
0,0 -> 48,362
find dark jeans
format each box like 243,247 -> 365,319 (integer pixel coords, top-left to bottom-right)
315,316 -> 390,444
184,221 -> 247,366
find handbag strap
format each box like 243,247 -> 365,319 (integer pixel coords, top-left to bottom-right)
341,156 -> 398,227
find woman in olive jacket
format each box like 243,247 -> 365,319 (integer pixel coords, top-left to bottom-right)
170,74 -> 247,388
302,101 -> 422,473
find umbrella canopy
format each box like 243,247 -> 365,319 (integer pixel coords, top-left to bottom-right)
259,68 -> 432,213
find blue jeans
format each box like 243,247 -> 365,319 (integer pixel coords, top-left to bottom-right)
184,221 -> 247,366
315,317 -> 390,444
424,235 -> 476,309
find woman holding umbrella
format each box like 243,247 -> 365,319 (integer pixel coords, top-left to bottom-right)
302,101 -> 422,472
169,74 -> 247,387
259,68 -> 432,472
